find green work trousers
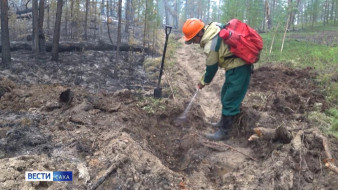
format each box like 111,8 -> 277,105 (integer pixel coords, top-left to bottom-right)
221,64 -> 252,116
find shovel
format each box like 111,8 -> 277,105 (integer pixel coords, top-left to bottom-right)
176,89 -> 199,122
154,25 -> 172,98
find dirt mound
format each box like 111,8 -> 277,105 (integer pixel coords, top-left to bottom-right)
250,65 -> 328,115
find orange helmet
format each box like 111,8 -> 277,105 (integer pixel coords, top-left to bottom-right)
182,18 -> 205,41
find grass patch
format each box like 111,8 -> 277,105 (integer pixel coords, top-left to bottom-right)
136,97 -> 166,114
328,109 -> 338,138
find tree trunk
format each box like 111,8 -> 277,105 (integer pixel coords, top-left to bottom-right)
116,0 -> 122,61
106,0 -> 113,44
51,0 -> 63,61
287,0 -> 293,30
94,0 -> 98,39
281,14 -> 291,53
125,0 -> 130,33
185,0 -> 188,19
330,0 -> 335,22
207,0 -> 210,23
175,0 -> 178,28
109,0 -> 113,16
71,0 -> 74,39
47,0 -> 50,36
100,0 -> 104,36
265,0 -> 271,31
269,22 -> 280,54
65,0 -> 68,38
143,0 -> 148,48
38,0 -> 46,52
101,0 -> 105,15
85,0 -> 90,40
1,41 -> 150,53
164,0 -> 169,25
32,0 -> 39,54
1,0 -> 11,66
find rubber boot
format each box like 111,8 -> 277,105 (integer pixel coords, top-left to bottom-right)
206,116 -> 232,141
210,115 -> 224,128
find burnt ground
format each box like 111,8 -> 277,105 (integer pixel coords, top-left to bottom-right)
289,30 -> 338,46
0,38 -> 338,190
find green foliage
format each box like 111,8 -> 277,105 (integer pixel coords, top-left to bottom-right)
328,109 -> 338,138
220,0 -> 246,22
137,97 -> 166,114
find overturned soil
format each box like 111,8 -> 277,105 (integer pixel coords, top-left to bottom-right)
0,39 -> 337,190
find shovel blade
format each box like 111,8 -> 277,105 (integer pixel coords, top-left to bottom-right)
154,87 -> 162,98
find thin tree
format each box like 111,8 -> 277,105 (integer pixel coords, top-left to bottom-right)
125,0 -> 130,33
116,0 -> 122,60
65,0 -> 68,38
281,14 -> 291,53
94,0 -> 98,39
85,0 -> 90,40
52,0 -> 63,61
164,0 -> 169,25
47,0 -> 50,36
32,0 -> 39,53
265,0 -> 272,31
269,23 -> 280,55
38,0 -> 46,52
71,0 -> 74,39
143,0 -> 148,48
106,0 -> 114,44
1,0 -> 11,66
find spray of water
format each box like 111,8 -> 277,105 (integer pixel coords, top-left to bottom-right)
177,89 -> 199,121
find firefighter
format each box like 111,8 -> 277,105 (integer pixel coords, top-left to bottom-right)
182,18 -> 252,141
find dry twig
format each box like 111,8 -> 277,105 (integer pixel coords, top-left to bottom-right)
90,155 -> 128,190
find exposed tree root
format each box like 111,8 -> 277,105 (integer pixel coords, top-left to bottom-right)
250,127 -> 338,174
249,125 -> 293,143
325,162 -> 338,174
313,131 -> 338,174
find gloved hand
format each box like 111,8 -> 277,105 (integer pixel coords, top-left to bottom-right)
197,82 -> 205,89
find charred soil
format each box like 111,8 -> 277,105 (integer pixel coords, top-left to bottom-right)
0,40 -> 337,190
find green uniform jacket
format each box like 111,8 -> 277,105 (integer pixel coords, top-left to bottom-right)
200,22 -> 246,85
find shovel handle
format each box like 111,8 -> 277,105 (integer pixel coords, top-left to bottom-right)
165,26 -> 172,37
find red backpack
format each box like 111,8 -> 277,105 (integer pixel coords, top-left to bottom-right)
217,19 -> 263,64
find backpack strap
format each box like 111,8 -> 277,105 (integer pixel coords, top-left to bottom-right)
215,35 -> 223,52
215,35 -> 237,59
214,23 -> 227,52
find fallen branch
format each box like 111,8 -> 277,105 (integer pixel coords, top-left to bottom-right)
0,41 -> 151,53
202,140 -> 257,161
90,156 -> 128,190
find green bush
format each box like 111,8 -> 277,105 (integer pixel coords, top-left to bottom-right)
328,109 -> 338,138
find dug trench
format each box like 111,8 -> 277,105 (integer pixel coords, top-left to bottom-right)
0,41 -> 337,190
